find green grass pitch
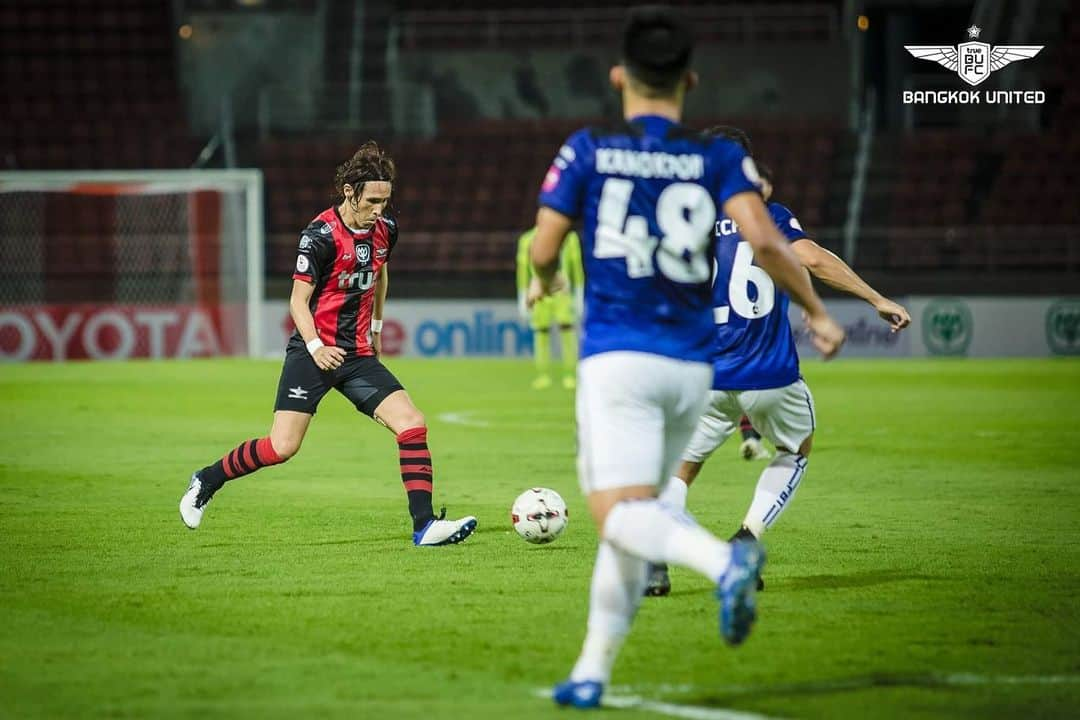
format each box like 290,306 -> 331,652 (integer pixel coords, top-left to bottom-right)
1,357 -> 1079,719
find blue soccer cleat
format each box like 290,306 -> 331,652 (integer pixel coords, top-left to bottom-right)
716,539 -> 766,646
553,679 -> 604,708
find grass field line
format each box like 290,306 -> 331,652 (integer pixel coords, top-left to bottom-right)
531,689 -> 783,720
610,672 -> 1080,697
436,409 -> 568,430
436,411 -> 492,428
551,675 -> 1080,719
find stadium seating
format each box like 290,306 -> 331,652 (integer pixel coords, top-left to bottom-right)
0,0 -> 194,170
256,116 -> 842,278
5,0 -> 1076,280
395,1 -> 841,50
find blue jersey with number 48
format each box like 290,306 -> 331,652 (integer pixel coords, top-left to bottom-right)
711,201 -> 808,390
538,115 -> 762,363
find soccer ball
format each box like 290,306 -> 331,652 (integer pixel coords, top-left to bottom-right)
511,487 -> 568,544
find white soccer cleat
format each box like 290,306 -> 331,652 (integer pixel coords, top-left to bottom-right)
413,512 -> 478,546
739,437 -> 772,461
179,473 -> 210,529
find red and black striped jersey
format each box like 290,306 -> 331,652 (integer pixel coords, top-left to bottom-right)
290,207 -> 398,356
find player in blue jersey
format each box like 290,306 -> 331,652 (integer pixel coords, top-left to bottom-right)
645,127 -> 910,597
527,8 -> 845,709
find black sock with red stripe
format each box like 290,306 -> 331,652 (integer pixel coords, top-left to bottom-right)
397,426 -> 435,532
739,415 -> 762,441
198,437 -> 285,496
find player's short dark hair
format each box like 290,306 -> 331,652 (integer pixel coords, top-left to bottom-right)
705,125 -> 753,156
622,5 -> 693,94
704,125 -> 773,184
334,141 -> 396,201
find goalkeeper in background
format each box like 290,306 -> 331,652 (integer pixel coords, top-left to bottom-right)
517,226 -> 583,390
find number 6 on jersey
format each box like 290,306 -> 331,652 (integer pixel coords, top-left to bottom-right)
715,241 -> 776,324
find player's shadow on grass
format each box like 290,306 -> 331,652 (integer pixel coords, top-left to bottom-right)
782,568 -> 938,591
196,537 -> 388,548
685,673 -> 977,706
660,568 -> 936,599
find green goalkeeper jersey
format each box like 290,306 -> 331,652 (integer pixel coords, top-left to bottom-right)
515,227 -> 583,294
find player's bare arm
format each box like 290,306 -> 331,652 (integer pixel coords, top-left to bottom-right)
791,239 -> 911,332
372,265 -> 388,357
724,192 -> 845,358
528,207 -> 571,305
289,279 -> 345,370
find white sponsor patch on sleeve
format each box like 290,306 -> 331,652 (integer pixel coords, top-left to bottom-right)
296,255 -> 310,273
541,166 -> 561,192
742,156 -> 763,187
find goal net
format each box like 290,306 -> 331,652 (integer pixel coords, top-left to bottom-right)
0,170 -> 264,361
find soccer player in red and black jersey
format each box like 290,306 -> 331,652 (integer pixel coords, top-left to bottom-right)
180,142 -> 477,546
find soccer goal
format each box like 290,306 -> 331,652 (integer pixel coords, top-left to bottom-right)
0,170 -> 264,361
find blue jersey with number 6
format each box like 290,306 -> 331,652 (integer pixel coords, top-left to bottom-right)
711,201 -> 808,390
538,115 -> 762,362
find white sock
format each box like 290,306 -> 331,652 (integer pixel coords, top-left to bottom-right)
603,499 -> 731,580
570,541 -> 645,683
742,452 -> 808,537
657,475 -> 689,512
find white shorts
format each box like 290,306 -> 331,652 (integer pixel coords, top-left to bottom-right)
576,352 -> 712,494
683,379 -> 816,462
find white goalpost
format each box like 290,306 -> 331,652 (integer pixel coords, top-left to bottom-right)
0,170 -> 264,360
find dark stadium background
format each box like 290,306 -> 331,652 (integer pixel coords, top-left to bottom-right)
2,0 -> 1075,302
2,4 -> 1080,719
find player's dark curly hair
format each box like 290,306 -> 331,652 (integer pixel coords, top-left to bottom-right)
333,141 -> 396,202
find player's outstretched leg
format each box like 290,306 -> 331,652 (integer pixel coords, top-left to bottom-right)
553,541 -> 645,708
740,451 -> 809,539
645,457 -> 704,597
398,426 -> 477,546
375,391 -> 476,546
602,499 -> 765,646
180,436 -> 289,529
643,473 -> 690,597
728,451 -> 809,590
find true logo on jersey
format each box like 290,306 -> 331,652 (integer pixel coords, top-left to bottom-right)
296,255 -> 310,273
299,235 -> 313,250
338,269 -> 376,291
356,244 -> 371,264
